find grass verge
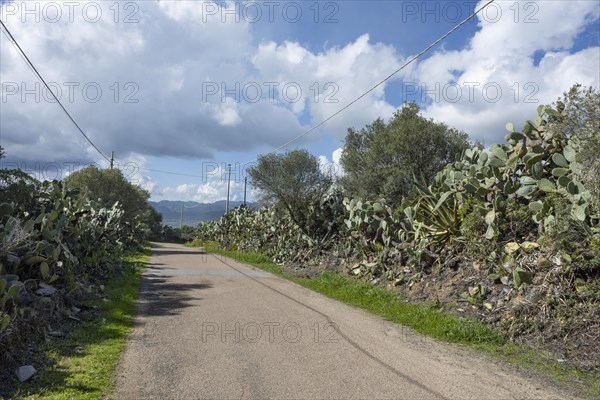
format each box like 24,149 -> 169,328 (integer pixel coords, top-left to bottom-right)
189,241 -> 599,398
13,247 -> 150,400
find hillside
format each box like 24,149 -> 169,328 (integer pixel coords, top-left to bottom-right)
150,200 -> 255,227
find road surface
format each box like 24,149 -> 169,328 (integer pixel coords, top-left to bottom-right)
114,242 -> 572,399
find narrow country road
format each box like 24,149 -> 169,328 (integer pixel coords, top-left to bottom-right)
114,243 -> 571,400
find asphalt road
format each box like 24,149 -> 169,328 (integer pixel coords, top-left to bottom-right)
114,242 -> 572,399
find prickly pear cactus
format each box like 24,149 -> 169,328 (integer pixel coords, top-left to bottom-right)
427,105 -> 592,240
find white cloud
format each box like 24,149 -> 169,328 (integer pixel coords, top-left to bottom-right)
0,1 -> 403,164
332,147 -> 343,167
212,98 -> 242,127
147,162 -> 253,203
159,179 -> 247,203
405,0 -> 599,143
252,34 -> 402,132
318,147 -> 344,177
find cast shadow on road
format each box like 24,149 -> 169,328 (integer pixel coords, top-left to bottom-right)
135,274 -> 212,319
150,248 -> 208,256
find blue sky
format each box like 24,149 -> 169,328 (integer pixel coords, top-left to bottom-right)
1,1 -> 599,202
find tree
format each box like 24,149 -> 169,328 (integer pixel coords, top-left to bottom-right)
64,166 -> 153,227
339,103 -> 473,205
0,147 -> 41,212
146,206 -> 164,240
550,84 -> 600,212
248,150 -> 333,238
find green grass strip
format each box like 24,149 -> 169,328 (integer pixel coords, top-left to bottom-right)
190,241 -> 599,398
193,242 -> 501,345
14,247 -> 150,400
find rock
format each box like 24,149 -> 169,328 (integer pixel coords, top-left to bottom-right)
15,365 -> 36,382
36,284 -> 57,296
70,306 -> 81,314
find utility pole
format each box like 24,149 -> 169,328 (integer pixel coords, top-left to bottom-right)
110,151 -> 114,169
179,203 -> 183,237
225,164 -> 232,214
243,176 -> 247,206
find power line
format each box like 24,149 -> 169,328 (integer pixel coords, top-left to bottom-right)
138,167 -> 207,179
0,20 -> 111,163
137,167 -> 253,183
245,0 -> 496,164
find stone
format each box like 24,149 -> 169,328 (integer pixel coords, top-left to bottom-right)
15,365 -> 36,382
35,285 -> 57,296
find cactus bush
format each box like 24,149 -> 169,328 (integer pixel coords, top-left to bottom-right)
0,177 -> 140,345
195,105 -> 598,279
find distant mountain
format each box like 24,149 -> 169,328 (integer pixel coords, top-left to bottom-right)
150,200 -> 256,227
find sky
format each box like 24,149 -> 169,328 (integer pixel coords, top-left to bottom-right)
1,0 -> 599,203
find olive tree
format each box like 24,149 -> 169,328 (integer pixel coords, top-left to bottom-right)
65,166 -> 153,228
550,84 -> 600,212
339,102 -> 473,205
247,149 -> 333,238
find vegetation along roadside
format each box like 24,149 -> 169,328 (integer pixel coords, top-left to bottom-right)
9,249 -> 149,400
0,155 -> 157,398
